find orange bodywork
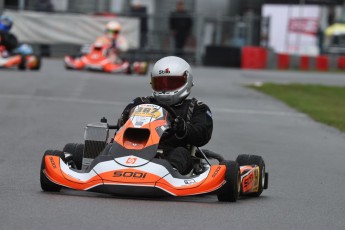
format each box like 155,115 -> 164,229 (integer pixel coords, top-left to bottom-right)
114,120 -> 166,150
2,55 -> 21,67
44,156 -> 103,190
43,154 -> 227,196
64,36 -> 129,73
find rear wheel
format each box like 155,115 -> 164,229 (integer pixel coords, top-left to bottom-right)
236,154 -> 267,197
63,143 -> 84,170
28,55 -> 41,70
217,160 -> 240,202
40,150 -> 64,192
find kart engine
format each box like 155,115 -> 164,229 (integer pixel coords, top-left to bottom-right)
82,122 -> 109,169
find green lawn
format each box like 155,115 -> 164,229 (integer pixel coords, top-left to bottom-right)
249,83 -> 345,132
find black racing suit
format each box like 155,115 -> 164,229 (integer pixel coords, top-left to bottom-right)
0,31 -> 18,53
118,96 -> 213,174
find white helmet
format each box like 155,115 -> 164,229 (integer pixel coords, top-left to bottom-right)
105,21 -> 121,38
151,56 -> 193,105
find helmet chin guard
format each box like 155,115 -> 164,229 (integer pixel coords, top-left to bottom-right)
151,56 -> 193,105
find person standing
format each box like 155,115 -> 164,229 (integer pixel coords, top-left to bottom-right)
130,0 -> 148,49
34,0 -> 54,57
169,0 -> 192,57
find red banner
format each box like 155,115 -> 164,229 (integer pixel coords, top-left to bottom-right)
288,18 -> 318,35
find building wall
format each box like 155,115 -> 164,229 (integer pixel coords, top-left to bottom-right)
68,0 -> 103,13
196,0 -> 230,17
0,0 -> 4,12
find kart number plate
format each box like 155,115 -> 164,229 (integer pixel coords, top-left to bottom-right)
132,105 -> 162,119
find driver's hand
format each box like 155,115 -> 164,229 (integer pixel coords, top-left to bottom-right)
172,116 -> 187,138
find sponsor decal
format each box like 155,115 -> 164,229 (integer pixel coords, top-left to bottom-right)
243,172 -> 254,192
126,157 -> 137,164
288,18 -> 318,35
212,166 -> 221,178
49,156 -> 56,169
184,179 -> 196,185
252,167 -> 260,192
113,171 -> 147,179
132,105 -> 162,118
159,68 -> 170,74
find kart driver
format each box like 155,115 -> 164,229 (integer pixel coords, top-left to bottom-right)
117,56 -> 213,175
0,15 -> 18,57
94,20 -> 129,64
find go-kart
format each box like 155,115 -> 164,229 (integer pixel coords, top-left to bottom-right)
64,37 -> 148,75
40,103 -> 268,202
0,44 -> 41,70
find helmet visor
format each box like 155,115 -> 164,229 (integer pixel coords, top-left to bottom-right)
151,75 -> 187,92
106,29 -> 120,35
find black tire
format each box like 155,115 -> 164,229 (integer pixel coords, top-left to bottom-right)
63,143 -> 84,170
30,55 -> 41,70
40,150 -> 64,192
236,154 -> 267,197
65,64 -> 73,70
126,63 -> 132,74
217,160 -> 240,202
18,55 -> 26,70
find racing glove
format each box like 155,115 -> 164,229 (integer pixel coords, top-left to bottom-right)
172,116 -> 187,138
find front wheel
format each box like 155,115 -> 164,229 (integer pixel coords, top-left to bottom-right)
217,160 -> 240,202
18,55 -> 26,70
63,143 -> 84,170
40,150 -> 64,192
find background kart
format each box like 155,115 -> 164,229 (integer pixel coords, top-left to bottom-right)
40,103 -> 268,202
64,38 -> 148,75
0,44 -> 41,70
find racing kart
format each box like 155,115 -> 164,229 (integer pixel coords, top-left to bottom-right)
40,103 -> 268,202
64,38 -> 148,75
0,44 -> 41,70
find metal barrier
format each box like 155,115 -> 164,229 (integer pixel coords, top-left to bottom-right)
2,9 -> 268,65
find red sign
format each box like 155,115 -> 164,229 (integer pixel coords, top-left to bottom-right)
288,18 -> 318,35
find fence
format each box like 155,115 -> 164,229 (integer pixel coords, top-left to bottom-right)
2,9 -> 266,65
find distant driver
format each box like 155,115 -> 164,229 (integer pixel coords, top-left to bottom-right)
0,15 -> 18,57
93,21 -> 129,64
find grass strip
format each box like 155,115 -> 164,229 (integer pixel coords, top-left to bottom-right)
249,83 -> 345,132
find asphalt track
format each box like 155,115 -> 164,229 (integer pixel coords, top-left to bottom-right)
1,59 -> 345,230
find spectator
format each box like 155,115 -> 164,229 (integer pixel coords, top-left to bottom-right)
169,0 -> 192,57
130,0 -> 148,49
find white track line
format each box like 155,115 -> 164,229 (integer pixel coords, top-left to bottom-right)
0,93 -> 305,117
213,108 -> 306,117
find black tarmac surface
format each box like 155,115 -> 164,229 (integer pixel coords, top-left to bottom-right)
1,59 -> 345,230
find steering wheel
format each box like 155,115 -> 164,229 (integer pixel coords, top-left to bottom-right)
154,102 -> 177,119
132,101 -> 178,137
110,101 -> 179,134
